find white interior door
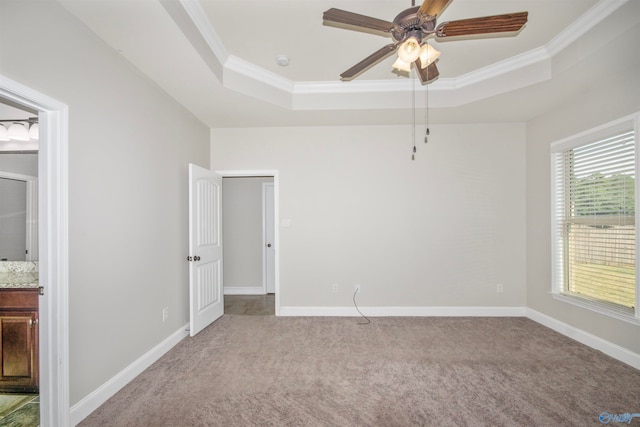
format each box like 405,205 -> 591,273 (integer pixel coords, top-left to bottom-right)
263,182 -> 275,293
189,164 -> 223,336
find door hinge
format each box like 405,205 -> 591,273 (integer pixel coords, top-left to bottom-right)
187,256 -> 193,261
38,286 -> 45,296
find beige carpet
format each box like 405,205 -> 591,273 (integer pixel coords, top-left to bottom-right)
80,316 -> 640,426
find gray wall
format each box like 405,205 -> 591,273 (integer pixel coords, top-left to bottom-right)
0,0 -> 210,405
212,123 -> 527,309
222,177 -> 273,292
525,4 -> 640,355
0,153 -> 38,176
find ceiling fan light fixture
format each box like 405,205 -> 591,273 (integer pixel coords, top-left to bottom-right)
392,57 -> 411,72
418,43 -> 440,68
397,36 -> 421,63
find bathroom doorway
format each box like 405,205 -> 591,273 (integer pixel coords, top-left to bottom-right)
0,78 -> 70,426
0,102 -> 40,426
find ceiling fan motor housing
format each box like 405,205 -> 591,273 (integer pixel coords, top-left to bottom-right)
391,6 -> 436,42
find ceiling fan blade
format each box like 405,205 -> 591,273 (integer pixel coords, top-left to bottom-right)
323,8 -> 395,33
340,44 -> 398,80
436,12 -> 528,38
416,62 -> 439,84
418,0 -> 453,17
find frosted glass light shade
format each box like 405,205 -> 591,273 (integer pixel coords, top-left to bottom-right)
419,44 -> 441,68
0,125 -> 9,141
397,37 -> 421,63
392,57 -> 411,72
8,123 -> 30,141
29,123 -> 39,140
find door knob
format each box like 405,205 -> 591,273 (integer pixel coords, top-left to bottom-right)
267,243 -> 272,248
194,255 -> 201,261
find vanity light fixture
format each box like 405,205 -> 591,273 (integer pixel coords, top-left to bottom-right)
8,122 -> 30,141
0,117 -> 39,141
29,123 -> 39,140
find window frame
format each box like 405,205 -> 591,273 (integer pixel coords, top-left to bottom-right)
550,112 -> 640,324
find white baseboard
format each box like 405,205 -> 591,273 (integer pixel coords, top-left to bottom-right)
224,286 -> 265,295
526,308 -> 640,370
278,306 -> 527,317
69,324 -> 189,426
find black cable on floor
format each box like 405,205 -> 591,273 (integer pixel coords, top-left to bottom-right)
352,288 -> 370,325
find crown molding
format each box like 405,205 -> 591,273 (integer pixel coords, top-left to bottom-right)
177,0 -> 626,111
178,0 -> 228,63
546,0 -> 628,56
223,55 -> 294,108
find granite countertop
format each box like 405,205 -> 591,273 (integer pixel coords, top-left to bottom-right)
0,261 -> 39,289
0,272 -> 39,289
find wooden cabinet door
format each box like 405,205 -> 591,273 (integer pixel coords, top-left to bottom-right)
0,312 -> 39,392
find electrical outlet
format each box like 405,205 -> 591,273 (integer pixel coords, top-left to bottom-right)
162,307 -> 169,322
332,283 -> 339,293
354,284 -> 361,293
496,283 -> 504,293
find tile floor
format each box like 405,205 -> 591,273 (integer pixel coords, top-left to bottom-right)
0,393 -> 39,426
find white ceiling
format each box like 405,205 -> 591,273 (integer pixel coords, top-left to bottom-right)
55,0 -> 633,127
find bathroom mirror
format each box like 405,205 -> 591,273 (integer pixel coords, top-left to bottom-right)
0,102 -> 39,261
0,166 -> 38,261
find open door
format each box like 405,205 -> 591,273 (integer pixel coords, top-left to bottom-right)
263,182 -> 276,294
188,164 -> 223,336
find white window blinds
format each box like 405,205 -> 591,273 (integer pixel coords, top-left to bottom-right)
552,117 -> 638,318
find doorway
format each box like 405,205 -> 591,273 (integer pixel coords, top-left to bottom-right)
218,170 -> 279,316
0,77 -> 70,426
0,144 -> 39,425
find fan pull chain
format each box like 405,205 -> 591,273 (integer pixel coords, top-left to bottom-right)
412,71 -> 417,160
424,69 -> 430,144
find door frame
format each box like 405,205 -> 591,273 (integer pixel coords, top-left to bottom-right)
262,182 -> 275,294
0,75 -> 70,425
217,170 -> 280,315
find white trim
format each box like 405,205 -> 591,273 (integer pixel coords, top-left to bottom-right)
261,182 -> 268,295
262,181 -> 275,295
546,0 -> 628,56
0,74 -> 70,427
69,324 -> 189,426
224,286 -> 265,295
278,306 -> 527,317
178,0 -> 228,64
526,308 -> 640,370
550,112 -> 640,320
172,0 -> 626,111
550,113 -> 637,152
216,170 -> 280,316
552,293 -> 640,326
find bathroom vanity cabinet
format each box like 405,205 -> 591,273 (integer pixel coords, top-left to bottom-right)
0,288 -> 39,393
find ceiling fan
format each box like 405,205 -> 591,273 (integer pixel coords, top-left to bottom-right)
323,0 -> 528,83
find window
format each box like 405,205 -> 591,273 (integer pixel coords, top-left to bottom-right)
551,114 -> 639,321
